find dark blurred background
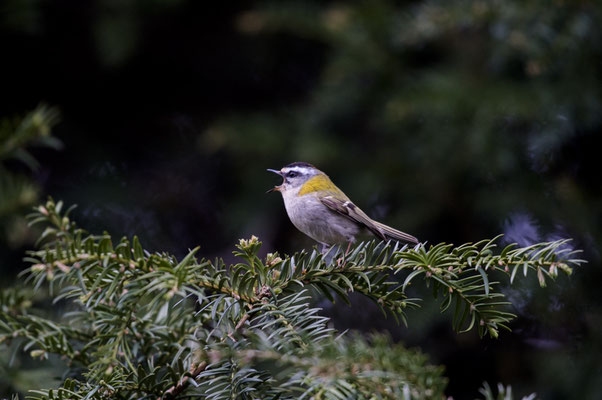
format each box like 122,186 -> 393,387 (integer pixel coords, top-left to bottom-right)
1,0 -> 601,398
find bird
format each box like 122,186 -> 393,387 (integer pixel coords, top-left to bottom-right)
267,162 -> 419,252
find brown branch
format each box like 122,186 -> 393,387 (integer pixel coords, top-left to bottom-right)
160,361 -> 208,399
227,304 -> 254,342
235,312 -> 250,331
33,252 -> 263,304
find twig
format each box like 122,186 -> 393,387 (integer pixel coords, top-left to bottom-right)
227,307 -> 252,341
235,312 -> 250,331
160,361 -> 208,399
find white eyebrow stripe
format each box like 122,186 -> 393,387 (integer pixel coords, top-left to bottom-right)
281,166 -> 312,174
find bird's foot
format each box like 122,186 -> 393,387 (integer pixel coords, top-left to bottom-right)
335,242 -> 353,269
345,241 -> 352,256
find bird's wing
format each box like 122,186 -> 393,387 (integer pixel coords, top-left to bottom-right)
320,195 -> 386,239
320,195 -> 419,244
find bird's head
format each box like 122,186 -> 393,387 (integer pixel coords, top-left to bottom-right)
267,162 -> 323,195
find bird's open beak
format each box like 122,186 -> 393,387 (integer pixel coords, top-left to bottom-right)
267,168 -> 284,193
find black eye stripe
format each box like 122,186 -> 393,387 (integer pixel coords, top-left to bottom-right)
287,171 -> 299,178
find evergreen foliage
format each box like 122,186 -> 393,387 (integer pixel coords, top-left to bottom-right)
0,105 -> 61,247
479,383 -> 536,400
0,199 -> 583,399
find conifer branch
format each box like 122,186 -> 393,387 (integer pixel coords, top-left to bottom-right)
0,198 -> 584,399
161,361 -> 208,399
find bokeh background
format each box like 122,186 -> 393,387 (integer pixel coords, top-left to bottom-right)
1,0 -> 601,398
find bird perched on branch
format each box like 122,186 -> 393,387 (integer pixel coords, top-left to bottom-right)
268,162 -> 419,252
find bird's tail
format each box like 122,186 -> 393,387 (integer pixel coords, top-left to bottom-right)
372,221 -> 419,245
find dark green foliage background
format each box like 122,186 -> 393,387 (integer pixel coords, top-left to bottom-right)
1,0 -> 601,398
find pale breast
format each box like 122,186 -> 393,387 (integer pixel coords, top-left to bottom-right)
282,190 -> 361,245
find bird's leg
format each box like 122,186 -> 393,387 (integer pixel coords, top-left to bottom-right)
336,242 -> 353,269
345,241 -> 352,256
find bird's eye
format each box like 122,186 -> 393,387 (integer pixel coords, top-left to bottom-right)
287,171 -> 298,178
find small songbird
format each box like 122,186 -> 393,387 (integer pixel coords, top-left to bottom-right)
268,162 -> 418,251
